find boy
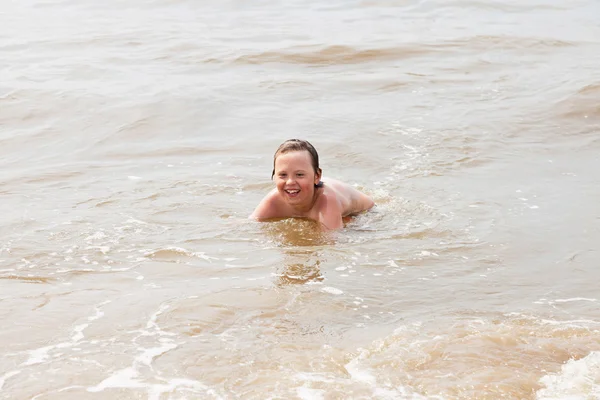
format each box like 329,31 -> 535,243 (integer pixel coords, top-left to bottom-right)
250,139 -> 374,230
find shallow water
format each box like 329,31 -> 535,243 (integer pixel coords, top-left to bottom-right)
1,0 -> 600,398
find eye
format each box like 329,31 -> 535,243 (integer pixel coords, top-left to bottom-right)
297,173 -> 304,177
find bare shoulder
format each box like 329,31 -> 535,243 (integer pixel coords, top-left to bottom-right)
250,189 -> 282,220
313,189 -> 344,229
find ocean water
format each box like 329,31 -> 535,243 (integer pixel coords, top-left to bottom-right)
1,0 -> 600,398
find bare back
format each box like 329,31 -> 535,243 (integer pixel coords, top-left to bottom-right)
319,178 -> 374,217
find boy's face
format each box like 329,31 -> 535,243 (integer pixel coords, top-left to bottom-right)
273,150 -> 321,207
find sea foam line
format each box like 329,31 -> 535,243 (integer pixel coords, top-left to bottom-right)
0,370 -> 21,391
87,368 -> 221,400
87,303 -> 220,399
554,297 -> 597,303
22,301 -> 110,366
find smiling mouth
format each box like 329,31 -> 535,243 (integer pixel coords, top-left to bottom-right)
285,189 -> 300,197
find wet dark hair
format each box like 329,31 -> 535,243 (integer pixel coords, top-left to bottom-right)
271,139 -> 323,187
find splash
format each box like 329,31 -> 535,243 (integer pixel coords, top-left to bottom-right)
536,352 -> 600,399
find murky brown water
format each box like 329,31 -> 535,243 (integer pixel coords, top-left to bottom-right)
2,0 -> 600,399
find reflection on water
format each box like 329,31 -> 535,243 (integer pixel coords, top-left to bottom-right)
277,250 -> 324,286
260,217 -> 335,247
261,218 -> 330,285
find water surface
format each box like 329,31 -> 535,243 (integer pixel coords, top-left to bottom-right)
1,0 -> 600,398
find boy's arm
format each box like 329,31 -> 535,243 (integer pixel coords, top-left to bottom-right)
250,191 -> 279,220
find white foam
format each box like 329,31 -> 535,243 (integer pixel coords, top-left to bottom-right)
22,301 -> 108,366
138,343 -> 178,366
85,245 -> 110,254
0,370 -> 21,391
536,351 -> 600,399
539,318 -> 599,326
344,351 -> 438,400
87,302 -> 218,397
554,298 -> 597,303
297,386 -> 325,400
23,345 -> 54,366
305,280 -> 323,286
88,368 -> 219,399
87,367 -> 144,392
85,232 -> 107,241
345,351 -> 377,386
321,287 -> 343,295
145,247 -> 218,261
31,385 -> 85,400
71,324 -> 88,342
192,251 -> 218,261
343,344 -> 446,400
148,378 -> 220,400
293,372 -> 335,384
126,218 -> 148,225
146,304 -> 169,330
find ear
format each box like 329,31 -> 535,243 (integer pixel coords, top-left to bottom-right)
314,168 -> 322,184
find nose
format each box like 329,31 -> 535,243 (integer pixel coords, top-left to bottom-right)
286,176 -> 295,185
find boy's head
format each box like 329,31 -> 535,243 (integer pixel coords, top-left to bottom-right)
271,139 -> 322,179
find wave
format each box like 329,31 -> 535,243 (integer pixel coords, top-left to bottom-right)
536,351 -> 600,399
555,82 -> 600,121
0,274 -> 55,284
438,35 -> 575,50
234,44 -> 431,66
341,312 -> 600,398
144,246 -> 218,261
429,0 -> 573,13
230,35 -> 575,66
